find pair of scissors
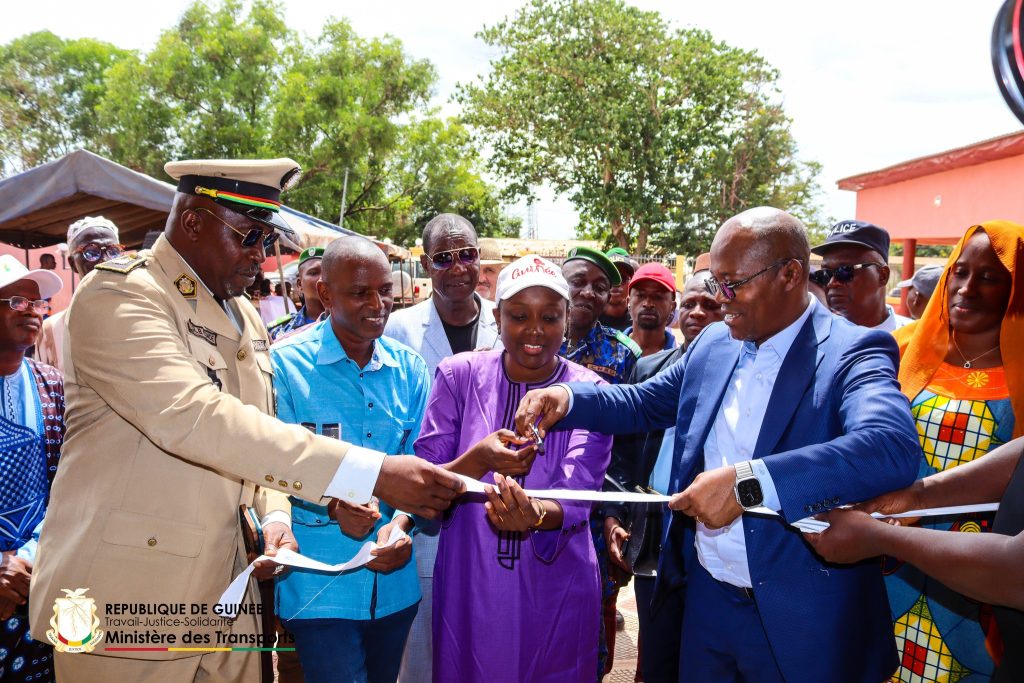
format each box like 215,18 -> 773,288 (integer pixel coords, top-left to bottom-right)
527,423 -> 545,455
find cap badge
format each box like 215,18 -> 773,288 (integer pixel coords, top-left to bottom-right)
175,273 -> 198,299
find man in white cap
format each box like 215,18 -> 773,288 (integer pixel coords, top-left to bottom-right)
30,158 -> 464,683
36,216 -> 124,370
897,263 -> 943,320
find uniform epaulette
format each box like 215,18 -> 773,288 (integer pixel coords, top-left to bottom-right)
612,328 -> 643,358
94,252 -> 148,275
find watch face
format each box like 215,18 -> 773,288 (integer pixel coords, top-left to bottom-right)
737,479 -> 764,508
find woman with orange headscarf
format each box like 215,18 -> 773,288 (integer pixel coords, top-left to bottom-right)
884,220 -> 1024,683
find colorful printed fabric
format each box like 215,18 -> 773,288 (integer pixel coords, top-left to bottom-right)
0,358 -> 64,683
559,322 -> 640,384
268,306 -> 316,341
885,364 -> 1014,683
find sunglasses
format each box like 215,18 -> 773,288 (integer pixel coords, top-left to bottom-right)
73,243 -> 125,263
809,263 -> 879,288
430,247 -> 479,270
196,208 -> 279,251
705,259 -> 793,301
0,296 -> 48,314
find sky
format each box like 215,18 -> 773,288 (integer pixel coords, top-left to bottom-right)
4,0 -> 1021,244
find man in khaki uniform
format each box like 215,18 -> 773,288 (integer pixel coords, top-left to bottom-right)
29,158 -> 463,683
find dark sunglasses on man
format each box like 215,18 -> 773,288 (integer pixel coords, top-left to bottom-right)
809,263 -> 880,288
196,207 -> 280,251
73,243 -> 125,263
430,247 -> 479,270
0,296 -> 49,314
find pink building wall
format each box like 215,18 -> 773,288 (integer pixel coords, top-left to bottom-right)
0,244 -> 75,313
850,150 -> 1024,244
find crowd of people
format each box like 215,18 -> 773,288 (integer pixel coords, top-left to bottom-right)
1,154 -> 1022,683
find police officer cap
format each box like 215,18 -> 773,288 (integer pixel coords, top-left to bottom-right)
164,158 -> 301,238
298,246 -> 325,265
605,247 -> 638,278
811,220 -> 891,259
564,246 -> 622,286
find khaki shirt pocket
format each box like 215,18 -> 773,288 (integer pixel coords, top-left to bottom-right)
87,510 -> 206,603
187,339 -> 228,391
253,352 -> 275,414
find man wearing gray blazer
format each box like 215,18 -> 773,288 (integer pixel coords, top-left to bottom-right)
385,214 -> 502,680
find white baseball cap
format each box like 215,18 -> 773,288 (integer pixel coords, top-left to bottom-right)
495,255 -> 570,302
0,254 -> 63,299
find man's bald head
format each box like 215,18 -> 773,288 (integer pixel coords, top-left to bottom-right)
715,207 -> 810,271
708,207 -> 811,346
422,214 -> 478,255
317,236 -> 394,355
321,236 -> 389,284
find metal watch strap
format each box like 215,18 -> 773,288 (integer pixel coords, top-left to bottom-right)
735,460 -> 755,481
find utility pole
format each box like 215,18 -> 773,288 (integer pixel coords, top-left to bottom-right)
525,200 -> 538,240
339,167 -> 350,228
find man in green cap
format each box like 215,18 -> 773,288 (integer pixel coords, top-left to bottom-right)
269,246 -> 325,340
560,246 -> 641,385
600,247 -> 638,332
559,245 -> 641,677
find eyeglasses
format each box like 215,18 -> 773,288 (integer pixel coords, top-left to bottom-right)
73,243 -> 125,263
809,263 -> 880,288
0,297 -> 49,314
705,259 -> 793,301
430,247 -> 479,270
196,208 -> 279,251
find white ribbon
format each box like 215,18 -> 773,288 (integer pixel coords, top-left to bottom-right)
456,473 -> 672,503
778,502 -> 1000,534
217,526 -> 407,612
456,474 -> 999,534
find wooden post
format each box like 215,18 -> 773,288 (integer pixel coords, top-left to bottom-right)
900,239 -> 917,316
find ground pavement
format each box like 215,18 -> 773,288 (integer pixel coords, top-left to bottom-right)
604,581 -> 641,683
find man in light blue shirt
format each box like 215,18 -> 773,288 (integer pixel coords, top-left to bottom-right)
271,236 -> 428,683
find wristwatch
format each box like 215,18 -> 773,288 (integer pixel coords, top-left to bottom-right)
733,461 -> 764,510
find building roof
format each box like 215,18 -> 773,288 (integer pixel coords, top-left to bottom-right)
837,130 -> 1024,191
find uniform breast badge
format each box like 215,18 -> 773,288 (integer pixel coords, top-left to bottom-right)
175,273 -> 198,299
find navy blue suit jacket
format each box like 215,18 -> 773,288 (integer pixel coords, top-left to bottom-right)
561,302 -> 919,683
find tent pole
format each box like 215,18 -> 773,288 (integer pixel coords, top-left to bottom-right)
274,240 -> 292,314
23,247 -> 29,268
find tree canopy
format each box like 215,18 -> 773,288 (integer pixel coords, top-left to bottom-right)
0,0 -> 518,243
457,0 -> 823,253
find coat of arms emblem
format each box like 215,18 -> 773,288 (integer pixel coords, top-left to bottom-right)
46,588 -> 105,653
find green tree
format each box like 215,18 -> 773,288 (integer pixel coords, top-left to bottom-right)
0,0 -> 517,246
0,31 -> 130,175
457,0 -> 822,254
271,18 -> 515,243
97,0 -> 290,175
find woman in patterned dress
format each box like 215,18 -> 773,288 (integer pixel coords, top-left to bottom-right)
885,221 -> 1024,682
0,258 -> 65,683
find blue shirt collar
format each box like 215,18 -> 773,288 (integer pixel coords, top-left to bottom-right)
314,319 -> 399,371
743,295 -> 815,361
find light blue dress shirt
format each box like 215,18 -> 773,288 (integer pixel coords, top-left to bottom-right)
696,296 -> 815,588
271,320 -> 430,620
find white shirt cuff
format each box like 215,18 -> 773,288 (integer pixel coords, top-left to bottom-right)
325,445 -> 387,504
553,383 -> 574,413
259,510 -> 291,529
749,459 -> 781,512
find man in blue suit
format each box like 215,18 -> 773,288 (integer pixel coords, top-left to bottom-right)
516,207 -> 920,683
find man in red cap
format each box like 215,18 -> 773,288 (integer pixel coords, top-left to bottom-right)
626,263 -> 678,357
